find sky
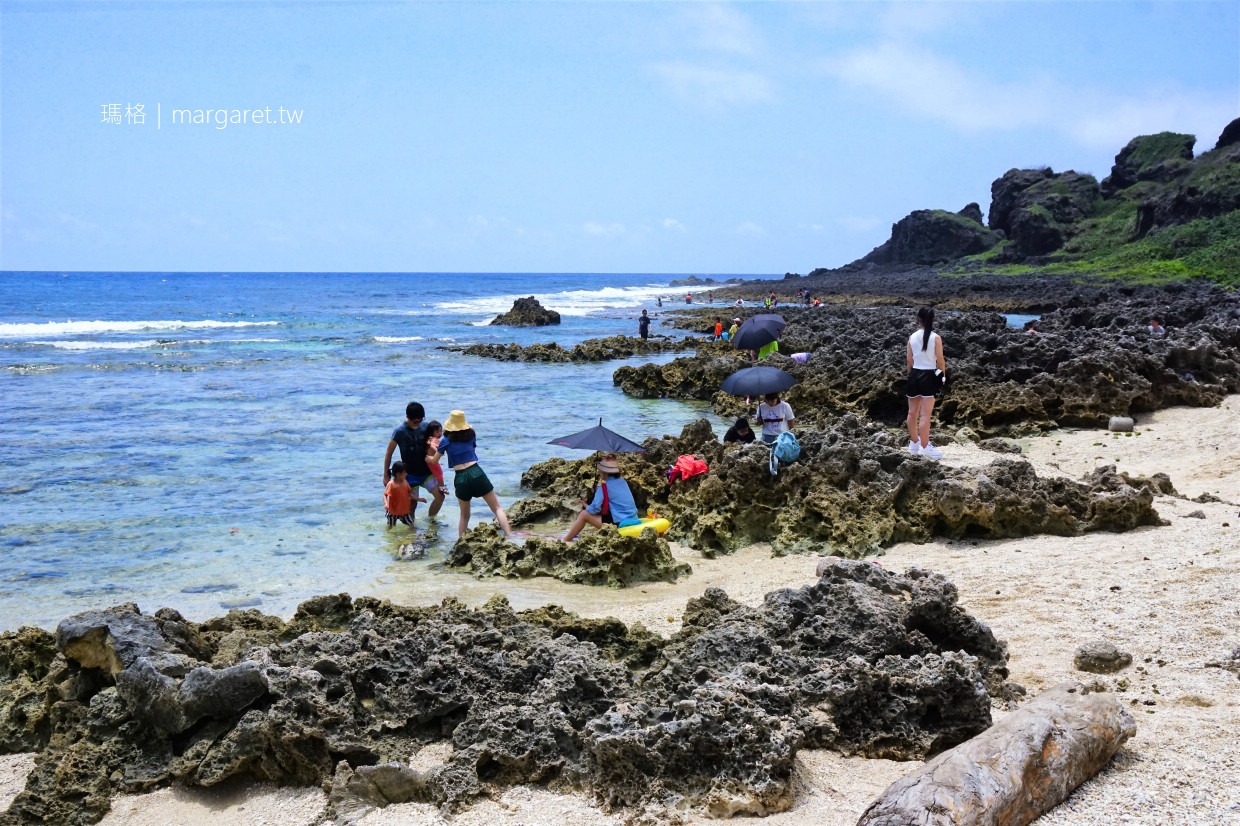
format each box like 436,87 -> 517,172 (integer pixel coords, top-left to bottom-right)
1,0 -> 1237,275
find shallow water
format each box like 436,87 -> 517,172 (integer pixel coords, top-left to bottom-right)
0,272 -> 774,630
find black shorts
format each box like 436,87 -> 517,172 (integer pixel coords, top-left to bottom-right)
906,368 -> 943,398
454,463 -> 495,501
387,512 -> 414,527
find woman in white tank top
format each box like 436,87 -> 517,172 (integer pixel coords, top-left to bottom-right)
905,306 -> 946,460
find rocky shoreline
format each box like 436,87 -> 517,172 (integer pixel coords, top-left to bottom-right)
616,284 -> 1240,437
0,561 -> 1012,825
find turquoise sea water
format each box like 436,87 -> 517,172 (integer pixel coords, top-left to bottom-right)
0,272 -> 774,630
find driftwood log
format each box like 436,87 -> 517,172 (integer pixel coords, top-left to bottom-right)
856,682 -> 1135,826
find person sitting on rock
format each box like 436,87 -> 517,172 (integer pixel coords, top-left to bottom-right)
755,392 -> 795,445
1149,317 -> 1166,336
563,455 -> 642,541
723,416 -> 755,444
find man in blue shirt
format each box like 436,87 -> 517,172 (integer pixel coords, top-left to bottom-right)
382,401 -> 445,521
562,455 -> 642,541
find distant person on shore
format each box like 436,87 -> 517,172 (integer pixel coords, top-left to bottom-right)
713,318 -> 723,340
812,297 -> 820,307
708,292 -> 714,303
440,410 -> 511,538
639,309 -> 651,340
723,416 -> 755,444
563,455 -> 641,541
906,306 -> 946,460
383,401 -> 445,522
1149,317 -> 1166,336
735,298 -> 744,307
424,420 -> 447,495
384,461 -> 427,529
686,293 -> 692,304
756,392 -> 795,445
656,296 -> 662,307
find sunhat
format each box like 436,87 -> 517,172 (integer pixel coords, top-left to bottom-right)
733,317 -> 742,323
443,410 -> 471,431
596,455 -> 621,474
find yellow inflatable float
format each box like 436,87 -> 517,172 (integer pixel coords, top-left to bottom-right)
617,517 -> 670,537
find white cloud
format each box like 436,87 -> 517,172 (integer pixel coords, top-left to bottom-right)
652,62 -> 773,108
685,4 -> 762,55
662,218 -> 687,232
819,41 -> 1236,150
797,222 -> 824,232
583,222 -> 626,238
735,221 -> 767,237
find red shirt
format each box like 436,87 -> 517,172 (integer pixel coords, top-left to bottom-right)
714,322 -> 723,336
384,479 -> 413,515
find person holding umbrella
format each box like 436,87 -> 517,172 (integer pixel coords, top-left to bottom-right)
439,410 -> 511,538
563,455 -> 642,541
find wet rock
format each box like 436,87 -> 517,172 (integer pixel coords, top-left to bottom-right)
512,418 -> 1165,556
4,567 -> 1010,825
1074,641 -> 1133,674
446,334 -> 705,363
489,296 -> 560,326
448,522 -> 691,587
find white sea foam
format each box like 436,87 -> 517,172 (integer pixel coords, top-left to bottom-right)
372,336 -> 426,343
0,319 -> 280,339
26,339 -> 210,351
433,283 -> 674,319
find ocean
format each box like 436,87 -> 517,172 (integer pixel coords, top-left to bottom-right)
0,272 -> 773,631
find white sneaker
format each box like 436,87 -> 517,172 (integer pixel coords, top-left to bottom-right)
907,440 -> 920,455
920,442 -> 943,460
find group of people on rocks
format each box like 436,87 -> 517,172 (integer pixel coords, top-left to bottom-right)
381,305 -> 960,545
382,402 -> 511,539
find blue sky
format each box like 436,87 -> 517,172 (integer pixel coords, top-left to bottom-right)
2,0 -> 1236,274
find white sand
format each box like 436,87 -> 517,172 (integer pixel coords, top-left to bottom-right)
5,400 -> 1239,825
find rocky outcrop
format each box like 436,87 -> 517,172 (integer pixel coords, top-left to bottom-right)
622,291 -> 1240,437
0,627 -> 56,753
448,522 -> 691,587
988,168 -> 1100,256
1074,641 -> 1133,674
445,334 -> 706,363
511,417 -> 1167,556
858,681 -> 1135,826
1101,132 -> 1196,195
1216,116 -> 1240,150
489,296 -> 560,326
1,566 -> 1012,824
861,209 -> 1001,266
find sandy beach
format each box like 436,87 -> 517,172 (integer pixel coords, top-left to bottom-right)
3,398 -> 1238,825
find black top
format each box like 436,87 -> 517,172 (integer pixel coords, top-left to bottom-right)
391,421 -> 430,478
639,315 -> 650,333
723,423 -> 755,444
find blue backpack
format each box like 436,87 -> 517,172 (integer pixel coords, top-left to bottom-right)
769,431 -> 800,475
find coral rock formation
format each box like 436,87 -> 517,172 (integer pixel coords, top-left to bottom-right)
489,296 -> 560,326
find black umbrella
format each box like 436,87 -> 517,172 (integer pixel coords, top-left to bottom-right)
547,418 -> 646,453
731,313 -> 786,351
720,365 -> 797,397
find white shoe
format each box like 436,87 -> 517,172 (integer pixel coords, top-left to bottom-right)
907,440 -> 920,455
920,442 -> 943,460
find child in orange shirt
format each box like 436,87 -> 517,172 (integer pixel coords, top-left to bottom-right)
384,461 -> 426,528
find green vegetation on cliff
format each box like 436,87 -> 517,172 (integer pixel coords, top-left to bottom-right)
910,119 -> 1240,284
